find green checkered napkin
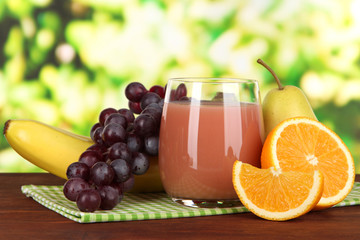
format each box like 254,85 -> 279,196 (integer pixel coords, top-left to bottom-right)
21,182 -> 360,223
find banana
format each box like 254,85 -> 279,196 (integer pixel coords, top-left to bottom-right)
4,119 -> 94,179
4,119 -> 164,193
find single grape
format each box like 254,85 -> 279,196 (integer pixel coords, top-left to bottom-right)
140,92 -> 161,110
91,126 -> 104,145
169,89 -> 176,101
108,142 -> 132,163
132,153 -> 149,175
212,91 -> 224,101
63,178 -> 90,201
144,135 -> 159,156
104,113 -> 127,129
133,114 -> 156,137
175,83 -> 187,100
66,162 -> 90,180
149,85 -> 165,98
145,102 -> 163,112
108,182 -> 124,203
76,189 -> 101,212
127,133 -> 143,152
111,159 -> 131,183
101,122 -> 127,146
128,101 -> 142,114
90,123 -> 101,140
97,185 -> 119,210
86,144 -> 108,161
141,106 -> 162,126
122,174 -> 135,193
90,162 -> 115,186
125,82 -> 148,102
87,143 -> 106,153
79,150 -> 103,168
118,108 -> 135,123
179,96 -> 190,101
212,92 -> 237,103
110,182 -> 124,196
99,108 -> 118,126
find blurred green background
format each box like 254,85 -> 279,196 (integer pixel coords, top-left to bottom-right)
1,0 -> 360,173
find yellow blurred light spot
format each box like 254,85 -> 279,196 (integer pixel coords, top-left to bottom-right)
166,59 -> 212,78
4,27 -> 23,57
39,64 -> 58,89
36,29 -> 55,49
21,17 -> 36,38
209,30 -> 238,66
159,23 -> 189,57
30,0 -> 52,7
74,0 -> 125,10
4,53 -> 26,84
102,88 -> 122,109
229,53 -> 251,76
6,0 -> 32,17
301,72 -> 342,107
65,21 -> 94,49
83,85 -> 103,117
229,39 -> 267,78
301,72 -> 324,98
0,71 -> 6,109
335,80 -> 360,106
27,100 -> 59,124
61,93 -> 85,123
275,39 -> 297,69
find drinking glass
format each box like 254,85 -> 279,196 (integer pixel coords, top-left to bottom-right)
159,77 -> 264,208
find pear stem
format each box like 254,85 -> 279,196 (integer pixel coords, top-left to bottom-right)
257,59 -> 284,90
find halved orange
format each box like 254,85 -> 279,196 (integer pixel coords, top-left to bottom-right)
232,161 -> 324,221
261,117 -> 355,210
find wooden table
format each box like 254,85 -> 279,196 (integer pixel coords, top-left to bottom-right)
0,173 -> 359,239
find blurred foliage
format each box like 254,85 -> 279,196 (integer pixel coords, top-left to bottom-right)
0,0 -> 360,173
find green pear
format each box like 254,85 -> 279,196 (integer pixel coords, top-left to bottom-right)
257,59 -> 317,137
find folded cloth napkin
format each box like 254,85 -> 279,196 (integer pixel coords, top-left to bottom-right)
21,182 -> 360,223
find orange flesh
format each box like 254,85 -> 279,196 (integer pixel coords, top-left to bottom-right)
240,164 -> 315,212
275,123 -> 348,199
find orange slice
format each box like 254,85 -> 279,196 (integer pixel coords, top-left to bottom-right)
232,161 -> 324,221
261,117 -> 355,210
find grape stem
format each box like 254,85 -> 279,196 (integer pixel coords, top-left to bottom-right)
257,59 -> 284,90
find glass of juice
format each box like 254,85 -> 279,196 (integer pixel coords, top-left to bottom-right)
159,77 -> 265,208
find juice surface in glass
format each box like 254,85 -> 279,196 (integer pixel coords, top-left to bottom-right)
159,100 -> 264,200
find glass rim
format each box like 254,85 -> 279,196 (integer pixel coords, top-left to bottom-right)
168,77 -> 258,84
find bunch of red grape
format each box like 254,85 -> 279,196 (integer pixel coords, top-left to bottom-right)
63,82 -> 165,212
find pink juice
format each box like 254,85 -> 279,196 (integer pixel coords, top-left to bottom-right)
159,101 -> 264,200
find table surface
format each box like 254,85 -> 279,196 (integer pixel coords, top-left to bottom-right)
0,173 -> 359,240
